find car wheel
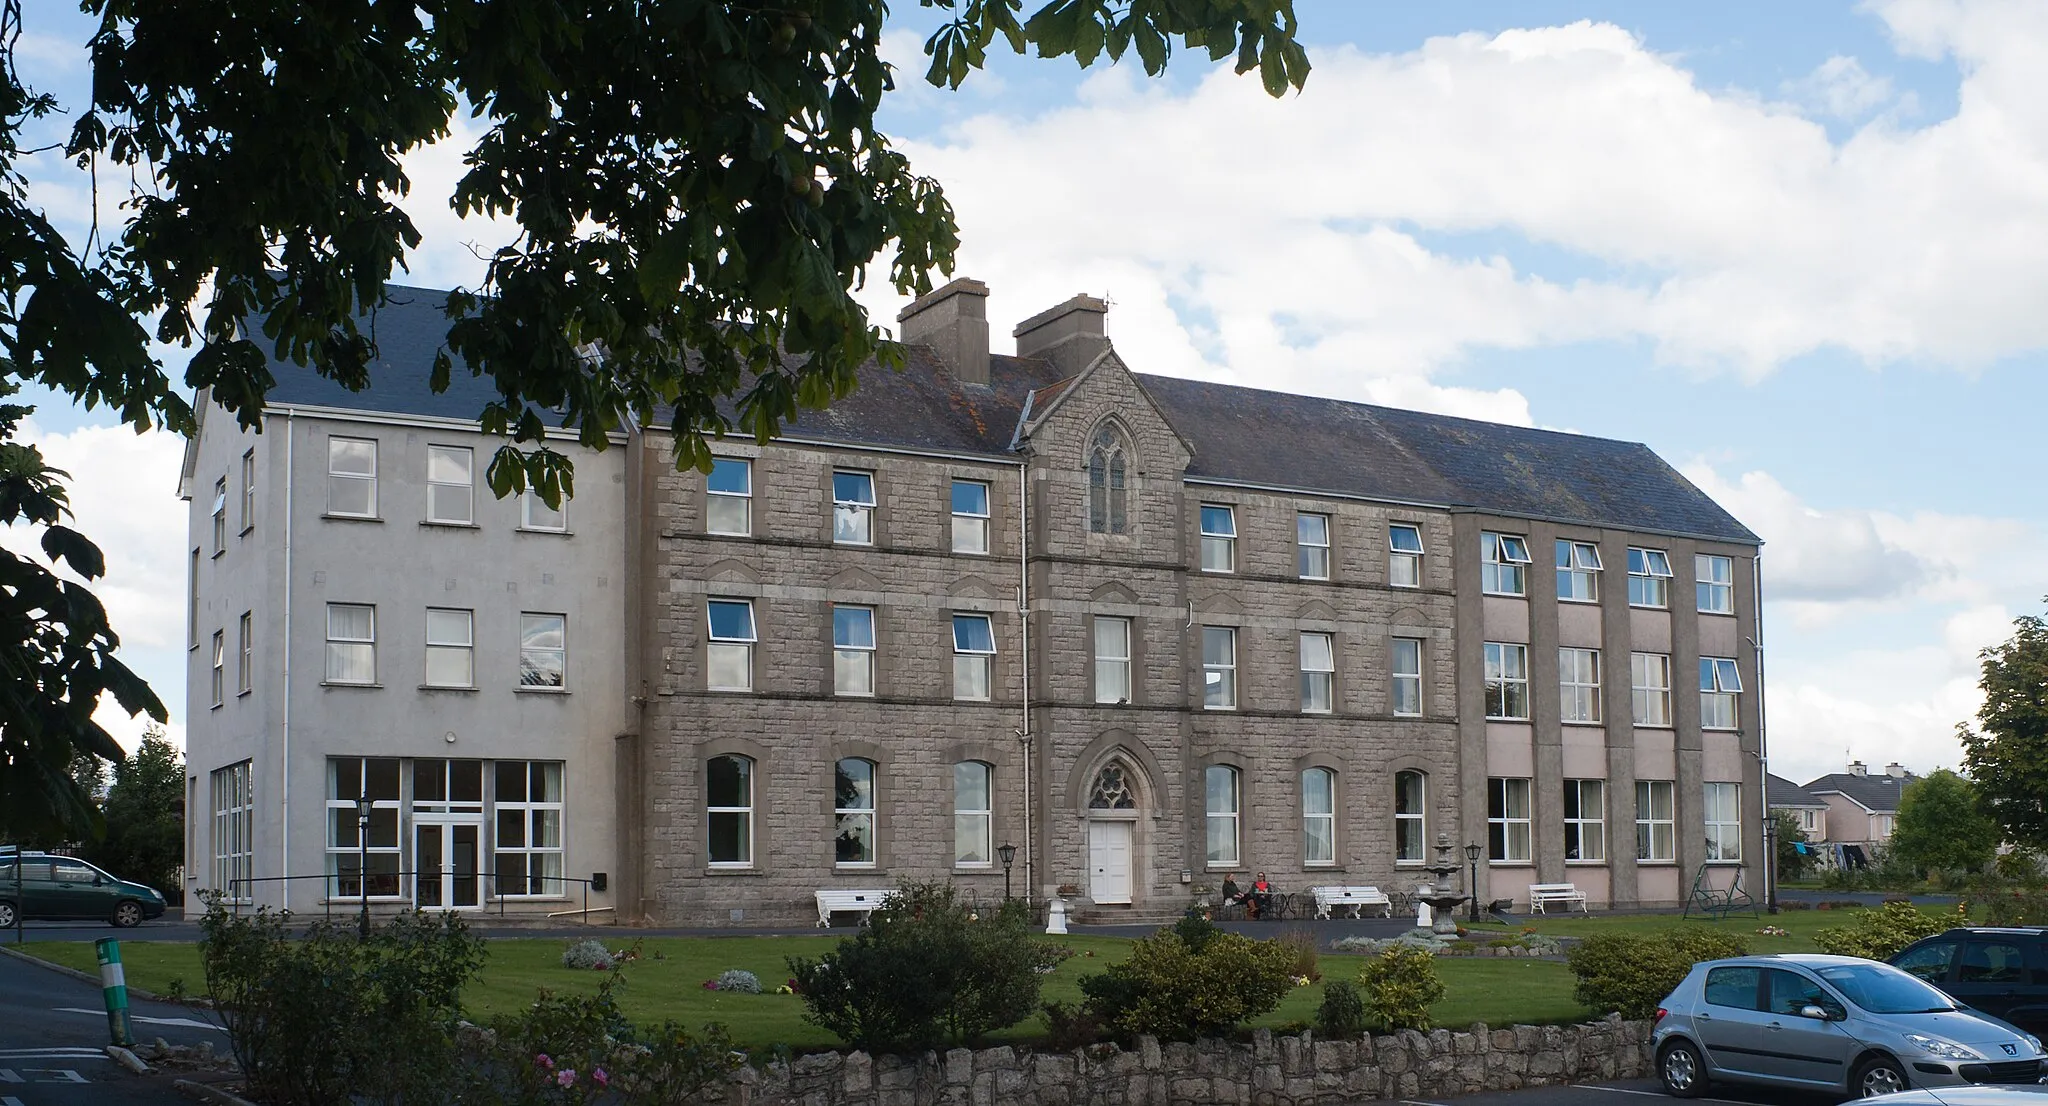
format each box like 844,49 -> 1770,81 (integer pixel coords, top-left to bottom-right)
1658,1039 -> 1708,1098
1852,1054 -> 1909,1098
112,901 -> 143,928
0,900 -> 15,929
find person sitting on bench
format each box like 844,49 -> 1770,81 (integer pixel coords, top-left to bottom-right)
1249,872 -> 1273,919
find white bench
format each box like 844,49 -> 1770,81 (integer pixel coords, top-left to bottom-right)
1528,883 -> 1589,914
1310,885 -> 1393,919
815,888 -> 893,927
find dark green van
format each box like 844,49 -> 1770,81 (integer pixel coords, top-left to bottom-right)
0,848 -> 168,928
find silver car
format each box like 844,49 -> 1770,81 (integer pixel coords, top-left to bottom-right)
1652,954 -> 2048,1098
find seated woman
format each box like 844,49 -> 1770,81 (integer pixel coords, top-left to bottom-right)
1220,875 -> 1245,915
1249,872 -> 1273,919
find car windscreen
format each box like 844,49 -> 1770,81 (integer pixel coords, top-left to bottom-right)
1815,963 -> 1959,1014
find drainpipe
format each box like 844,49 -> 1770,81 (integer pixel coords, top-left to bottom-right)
279,411 -> 295,907
1017,462 -> 1033,904
1752,552 -> 1776,914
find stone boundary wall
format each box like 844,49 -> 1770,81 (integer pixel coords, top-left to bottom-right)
725,1015 -> 1654,1106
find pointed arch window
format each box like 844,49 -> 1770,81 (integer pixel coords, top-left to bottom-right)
1088,762 -> 1138,809
1087,426 -> 1129,534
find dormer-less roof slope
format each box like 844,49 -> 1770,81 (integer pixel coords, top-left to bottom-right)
1803,772 -> 1920,815
1767,773 -> 1831,810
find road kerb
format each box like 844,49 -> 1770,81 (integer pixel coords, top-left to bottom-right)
106,1043 -> 151,1073
174,1078 -> 258,1106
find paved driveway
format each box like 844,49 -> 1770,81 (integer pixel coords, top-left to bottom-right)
0,949 -> 229,1105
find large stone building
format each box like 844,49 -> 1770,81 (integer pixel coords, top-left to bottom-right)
182,278 -> 1762,926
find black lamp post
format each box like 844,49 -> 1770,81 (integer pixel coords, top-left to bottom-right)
1463,841 -> 1483,922
355,796 -> 373,940
997,843 -> 1018,901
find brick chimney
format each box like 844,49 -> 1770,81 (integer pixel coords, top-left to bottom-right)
1014,293 -> 1110,376
1848,760 -> 1867,777
898,277 -> 991,387
1885,762 -> 1906,778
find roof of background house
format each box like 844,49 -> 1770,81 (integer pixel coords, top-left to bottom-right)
1767,773 -> 1830,809
1803,771 -> 1920,814
248,283 -> 1757,543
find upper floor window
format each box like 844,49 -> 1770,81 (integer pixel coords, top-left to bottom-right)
1627,547 -> 1672,608
706,458 -> 752,535
1093,616 -> 1132,704
833,470 -> 875,544
1481,531 -> 1531,596
952,614 -> 995,701
211,630 -> 225,707
426,445 -> 473,524
424,607 -> 474,688
1564,778 -> 1605,862
240,449 -> 255,532
1086,426 -> 1128,535
1391,637 -> 1423,717
706,754 -> 754,867
834,758 -> 877,866
1205,764 -> 1241,867
327,437 -> 377,517
1484,641 -> 1529,720
833,605 -> 876,696
325,603 -> 376,684
952,480 -> 990,554
1704,782 -> 1742,861
1631,652 -> 1672,727
1299,631 -> 1335,714
519,613 -> 566,689
1199,505 -> 1236,573
1560,647 -> 1602,724
521,488 -> 566,532
1557,539 -> 1602,602
237,611 -> 253,694
706,600 -> 756,691
1297,513 -> 1330,580
954,762 -> 993,867
1700,656 -> 1742,730
1697,554 -> 1735,614
1302,767 -> 1336,866
1395,770 -> 1426,863
212,477 -> 227,552
1488,777 -> 1532,862
1201,626 -> 1236,709
1388,523 -> 1425,587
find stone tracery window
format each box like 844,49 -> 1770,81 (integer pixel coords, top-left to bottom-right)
1087,426 -> 1129,535
1088,762 -> 1137,809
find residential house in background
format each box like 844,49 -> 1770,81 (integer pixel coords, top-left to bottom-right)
1802,761 -> 1918,856
1767,772 -> 1830,841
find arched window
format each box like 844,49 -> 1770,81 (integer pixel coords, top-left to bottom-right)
1302,767 -> 1336,866
954,762 -> 993,867
834,758 -> 877,866
1394,770 -> 1426,863
1205,765 -> 1241,866
1087,426 -> 1129,534
706,755 -> 753,867
1088,761 -> 1137,809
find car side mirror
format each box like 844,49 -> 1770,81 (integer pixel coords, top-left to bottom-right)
1799,1004 -> 1837,1021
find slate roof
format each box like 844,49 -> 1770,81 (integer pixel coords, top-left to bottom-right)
1767,773 -> 1830,809
1803,771 -> 1920,814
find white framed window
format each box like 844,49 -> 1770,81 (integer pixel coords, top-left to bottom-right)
210,630 -> 225,707
706,457 -> 752,536
239,448 -> 255,532
1086,426 -> 1129,535
424,607 -> 474,688
706,754 -> 754,867
211,477 -> 227,552
188,548 -> 199,648
1560,647 -> 1602,724
1395,769 -> 1426,863
237,611 -> 252,695
834,758 -> 877,866
520,488 -> 566,531
1300,631 -> 1335,713
327,437 -> 377,517
1631,652 -> 1672,727
832,470 -> 875,544
951,479 -> 990,554
706,600 -> 756,691
412,756 -> 484,815
519,612 -> 566,688
1388,523 -> 1425,587
954,762 -> 993,867
1700,656 -> 1742,730
211,761 -> 253,902
1297,513 -> 1330,580
1391,637 -> 1423,717
833,605 -> 876,696
1093,616 -> 1131,704
1564,778 -> 1606,862
1799,808 -> 1821,834
1705,782 -> 1742,861
1628,547 -> 1673,608
426,445 -> 474,524
325,603 -> 376,684
1199,504 -> 1236,573
1556,539 -> 1602,603
494,761 -> 565,897
1488,777 -> 1532,863
1636,780 -> 1676,862
326,757 -> 401,898
1201,626 -> 1236,709
1484,641 -> 1529,720
1206,764 -> 1241,866
1697,554 -> 1735,614
1481,531 -> 1532,596
1302,767 -> 1336,866
952,613 -> 995,701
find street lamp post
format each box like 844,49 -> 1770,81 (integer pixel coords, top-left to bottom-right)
1463,842 -> 1483,923
997,843 -> 1018,902
355,796 -> 372,941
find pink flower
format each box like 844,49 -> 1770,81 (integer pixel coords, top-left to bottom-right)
592,1068 -> 609,1088
557,1069 -> 576,1087
535,1053 -> 554,1071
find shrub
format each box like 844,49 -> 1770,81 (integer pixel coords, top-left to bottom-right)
461,974 -> 741,1104
714,969 -> 762,994
562,939 -> 614,971
1315,980 -> 1368,1039
1172,908 -> 1221,952
1812,900 -> 1953,960
1078,928 -> 1295,1041
1039,1000 -> 1107,1050
1278,927 -> 1321,983
1567,929 -> 1748,1020
1356,945 -> 1445,1031
787,882 -> 1051,1052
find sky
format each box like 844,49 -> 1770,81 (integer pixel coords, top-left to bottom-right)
7,1 -> 2046,786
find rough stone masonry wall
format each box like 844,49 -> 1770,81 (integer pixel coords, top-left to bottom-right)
723,1017 -> 1654,1106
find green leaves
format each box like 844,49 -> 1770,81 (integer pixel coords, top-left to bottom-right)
1960,602 -> 2048,852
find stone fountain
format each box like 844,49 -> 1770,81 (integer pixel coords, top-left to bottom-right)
1412,832 -> 1472,936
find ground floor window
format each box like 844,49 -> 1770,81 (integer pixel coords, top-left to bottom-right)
212,761 -> 254,902
1705,782 -> 1742,861
324,756 -> 566,903
1488,777 -> 1532,862
1636,779 -> 1676,862
327,757 -> 402,898
494,761 -> 565,896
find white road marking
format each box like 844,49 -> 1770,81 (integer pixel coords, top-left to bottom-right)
4,1094 -> 24,1106
0,1050 -> 104,1059
53,1006 -> 221,1031
1574,1085 -> 1752,1104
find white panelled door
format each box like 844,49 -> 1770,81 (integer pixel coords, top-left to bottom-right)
1088,820 -> 1133,904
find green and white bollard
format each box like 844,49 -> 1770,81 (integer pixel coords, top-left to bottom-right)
95,937 -> 133,1047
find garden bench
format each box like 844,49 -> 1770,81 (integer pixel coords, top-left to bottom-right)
1309,885 -> 1394,919
814,888 -> 893,927
1527,883 -> 1589,913
1682,864 -> 1757,921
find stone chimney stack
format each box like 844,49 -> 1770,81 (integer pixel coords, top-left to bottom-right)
1885,762 -> 1906,778
1848,760 -> 1867,777
898,277 -> 991,387
1014,293 -> 1111,376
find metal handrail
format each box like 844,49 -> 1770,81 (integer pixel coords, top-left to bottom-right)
223,870 -> 604,924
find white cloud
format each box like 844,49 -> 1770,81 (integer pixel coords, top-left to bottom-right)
1782,55 -> 1896,118
1679,464 -> 1929,607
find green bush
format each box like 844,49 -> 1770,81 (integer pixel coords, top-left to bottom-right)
1356,946 -> 1444,1031
1078,928 -> 1296,1041
200,899 -> 487,1106
1172,908 -> 1221,952
1039,1000 -> 1107,1050
1567,929 -> 1748,1020
460,974 -> 741,1105
1315,980 -> 1368,1038
1811,901 -> 1956,960
787,882 -> 1052,1052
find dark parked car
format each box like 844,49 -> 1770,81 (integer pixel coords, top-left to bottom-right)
1892,929 -> 2048,1034
0,847 -> 168,928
